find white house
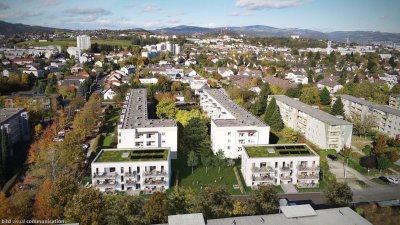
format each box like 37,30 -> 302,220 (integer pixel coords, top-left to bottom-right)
118,89 -> 178,158
218,67 -> 234,78
139,78 -> 158,84
91,148 -> 171,194
241,144 -> 320,188
23,65 -> 44,78
200,89 -> 270,158
102,88 -> 117,100
285,72 -> 308,84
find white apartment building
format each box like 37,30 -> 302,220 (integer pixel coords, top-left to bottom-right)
200,89 -> 270,158
117,89 -> 178,158
337,94 -> 400,138
77,35 -> 91,50
241,144 -> 320,189
91,148 -> 171,194
272,95 -> 353,151
0,108 -> 30,156
389,94 -> 400,110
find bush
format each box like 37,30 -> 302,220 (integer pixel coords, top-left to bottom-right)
384,151 -> 400,163
359,155 -> 377,169
361,145 -> 373,156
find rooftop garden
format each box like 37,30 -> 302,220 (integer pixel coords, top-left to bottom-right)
245,145 -> 315,158
95,149 -> 169,162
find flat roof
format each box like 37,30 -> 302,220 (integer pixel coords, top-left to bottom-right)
244,144 -> 317,158
94,148 -> 169,163
204,88 -> 268,127
272,95 -> 352,126
280,205 -> 317,218
120,89 -> 176,129
168,213 -> 205,225
0,108 -> 25,124
338,94 -> 400,117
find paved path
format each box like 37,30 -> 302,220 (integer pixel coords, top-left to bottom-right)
328,158 -> 377,188
282,184 -> 298,193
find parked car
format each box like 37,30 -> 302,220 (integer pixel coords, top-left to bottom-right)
379,176 -> 392,184
386,176 -> 399,184
327,154 -> 338,161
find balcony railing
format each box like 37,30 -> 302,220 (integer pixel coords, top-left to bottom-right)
144,179 -> 167,186
251,166 -> 275,173
143,170 -> 167,177
298,174 -> 319,180
297,182 -> 319,188
93,172 -> 116,179
125,172 -> 137,178
125,179 -> 137,185
280,176 -> 291,181
143,186 -> 165,194
297,165 -> 320,172
95,180 -> 116,188
253,176 -> 274,182
280,166 -> 291,172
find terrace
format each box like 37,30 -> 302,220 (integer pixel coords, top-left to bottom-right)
245,144 -> 316,158
94,149 -> 169,163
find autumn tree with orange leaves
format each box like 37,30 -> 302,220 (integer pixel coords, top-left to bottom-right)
33,179 -> 60,220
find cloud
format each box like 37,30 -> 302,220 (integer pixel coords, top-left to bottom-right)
142,4 -> 161,12
40,0 -> 59,6
236,0 -> 309,10
167,18 -> 181,24
229,12 -> 253,16
0,10 -> 41,20
0,2 -> 10,10
64,7 -> 111,16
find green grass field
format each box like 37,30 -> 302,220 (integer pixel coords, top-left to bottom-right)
17,39 -> 134,48
100,108 -> 120,148
171,155 -> 242,195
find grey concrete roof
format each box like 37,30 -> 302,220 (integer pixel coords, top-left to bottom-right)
168,213 -> 205,225
338,94 -> 400,117
120,89 -> 176,129
0,108 -> 25,125
204,89 -> 268,127
273,95 -> 352,126
207,207 -> 372,225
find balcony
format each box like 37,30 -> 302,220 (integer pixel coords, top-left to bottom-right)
298,174 -> 319,180
297,165 -> 320,172
280,176 -> 291,181
253,175 -> 274,182
297,181 -> 319,188
143,186 -> 166,194
144,178 -> 167,186
143,170 -> 167,177
251,166 -> 275,173
280,166 -> 291,172
125,179 -> 137,186
95,180 -> 116,188
93,172 -> 116,179
125,172 -> 137,178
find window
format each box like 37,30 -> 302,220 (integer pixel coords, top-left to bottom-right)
228,139 -> 231,143
227,146 -> 230,150
121,167 -> 124,173
228,132 -> 231,136
118,139 -> 121,144
162,140 -> 166,143
162,132 -> 166,136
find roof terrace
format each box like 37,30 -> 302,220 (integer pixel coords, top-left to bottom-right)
94,148 -> 169,163
244,144 -> 317,158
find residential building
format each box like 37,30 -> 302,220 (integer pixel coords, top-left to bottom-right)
117,89 -> 178,158
0,108 -> 30,155
272,95 -> 352,151
241,144 -> 320,188
91,148 -> 171,194
337,94 -> 400,138
77,35 -> 91,50
285,72 -> 308,84
4,92 -> 61,110
200,89 -> 270,158
389,94 -> 400,110
317,75 -> 343,93
160,206 -> 372,225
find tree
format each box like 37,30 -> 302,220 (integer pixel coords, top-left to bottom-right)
324,182 -> 353,206
33,179 -> 60,220
373,135 -> 386,156
264,97 -> 276,124
300,86 -> 320,105
281,127 -> 298,143
175,109 -> 206,127
232,201 -> 250,216
58,86 -> 77,100
180,118 -> 210,155
169,188 -> 196,215
331,96 -> 344,116
0,191 -> 22,220
248,185 -> 279,215
348,113 -> 376,136
201,154 -> 213,174
187,151 -> 199,174
360,155 -> 377,169
269,107 -> 284,131
196,186 -> 233,219
144,192 -> 169,224
34,123 -> 44,139
49,175 -> 79,216
105,195 -> 145,225
389,56 -> 397,68
64,188 -> 106,225
9,190 -> 33,220
377,155 -> 391,171
156,98 -> 177,119
251,83 -> 271,116
214,149 -> 225,173
319,87 -> 331,105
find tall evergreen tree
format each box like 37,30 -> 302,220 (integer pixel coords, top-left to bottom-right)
251,83 -> 271,116
331,96 -> 344,116
319,87 -> 331,105
264,97 -> 277,124
269,108 -> 284,131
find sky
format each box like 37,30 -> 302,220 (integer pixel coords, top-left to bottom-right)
0,0 -> 399,32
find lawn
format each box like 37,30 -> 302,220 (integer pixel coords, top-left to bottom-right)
352,135 -> 372,150
370,178 -> 390,185
99,107 -> 120,148
296,179 -> 328,193
171,155 -> 242,195
16,38 -> 135,48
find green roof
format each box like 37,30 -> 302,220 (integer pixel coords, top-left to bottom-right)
245,145 -> 315,158
95,149 -> 169,162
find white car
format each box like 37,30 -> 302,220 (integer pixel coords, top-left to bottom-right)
387,176 -> 399,184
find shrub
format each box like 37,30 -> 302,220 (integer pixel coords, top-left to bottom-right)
384,151 -> 400,163
359,155 -> 377,169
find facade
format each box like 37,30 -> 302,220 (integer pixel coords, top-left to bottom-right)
337,94 -> 400,138
241,144 -> 320,188
117,89 -> 178,158
4,92 -> 61,110
389,94 -> 400,110
200,89 -> 270,158
91,148 -> 171,194
77,35 -> 91,50
0,108 -> 30,155
272,95 -> 352,151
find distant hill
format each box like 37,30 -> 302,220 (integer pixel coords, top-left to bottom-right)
0,20 -> 69,35
326,31 -> 400,43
